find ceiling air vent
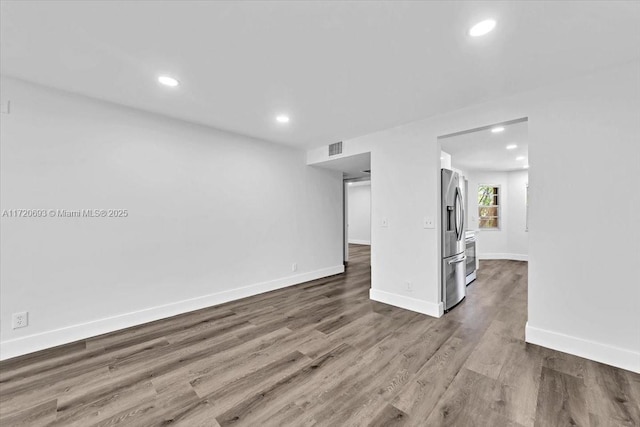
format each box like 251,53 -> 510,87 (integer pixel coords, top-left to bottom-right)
328,141 -> 343,156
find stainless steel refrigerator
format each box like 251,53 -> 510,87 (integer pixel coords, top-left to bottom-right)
441,168 -> 466,311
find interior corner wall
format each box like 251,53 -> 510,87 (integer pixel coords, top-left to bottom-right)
347,182 -> 371,245
0,77 -> 344,360
506,170 -> 528,257
440,151 -> 452,169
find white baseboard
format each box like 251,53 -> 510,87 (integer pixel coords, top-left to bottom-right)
348,239 -> 371,245
525,322 -> 640,373
0,265 -> 345,361
369,289 -> 443,318
479,253 -> 528,261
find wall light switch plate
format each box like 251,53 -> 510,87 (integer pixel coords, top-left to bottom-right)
423,217 -> 435,229
381,218 -> 388,227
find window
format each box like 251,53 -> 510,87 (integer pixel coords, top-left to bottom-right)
478,185 -> 500,229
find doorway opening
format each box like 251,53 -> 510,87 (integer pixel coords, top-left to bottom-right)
345,178 -> 371,267
438,118 -> 529,311
308,152 -> 371,267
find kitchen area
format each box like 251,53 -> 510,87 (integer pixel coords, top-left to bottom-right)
439,119 -> 529,311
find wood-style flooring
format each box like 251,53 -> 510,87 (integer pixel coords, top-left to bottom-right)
1,244 -> 639,426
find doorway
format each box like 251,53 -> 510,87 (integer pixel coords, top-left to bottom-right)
345,178 -> 371,266
308,152 -> 371,266
438,118 -> 529,310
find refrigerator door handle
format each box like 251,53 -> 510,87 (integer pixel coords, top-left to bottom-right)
448,255 -> 467,264
454,187 -> 463,241
458,188 -> 464,240
453,187 -> 459,239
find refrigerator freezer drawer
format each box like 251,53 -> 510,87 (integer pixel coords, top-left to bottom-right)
443,253 -> 466,311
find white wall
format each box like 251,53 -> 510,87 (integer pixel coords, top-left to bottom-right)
440,151 -> 451,169
307,60 -> 640,372
507,170 -> 529,257
347,182 -> 371,245
0,77 -> 344,359
524,63 -> 640,373
466,169 -> 528,260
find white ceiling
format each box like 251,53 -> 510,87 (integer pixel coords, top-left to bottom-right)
441,120 -> 528,172
2,1 -> 639,148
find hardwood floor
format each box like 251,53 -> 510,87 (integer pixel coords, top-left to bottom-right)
1,244 -> 639,426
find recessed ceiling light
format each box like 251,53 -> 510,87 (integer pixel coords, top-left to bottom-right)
276,115 -> 290,124
491,126 -> 505,133
158,75 -> 179,87
506,144 -> 518,150
469,19 -> 496,37
516,156 -> 525,161
523,164 -> 530,169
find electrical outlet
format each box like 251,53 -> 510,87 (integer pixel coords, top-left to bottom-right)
292,263 -> 297,272
12,312 -> 28,329
423,217 -> 435,229
406,281 -> 413,292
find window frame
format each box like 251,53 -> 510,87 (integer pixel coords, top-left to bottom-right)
477,184 -> 501,230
